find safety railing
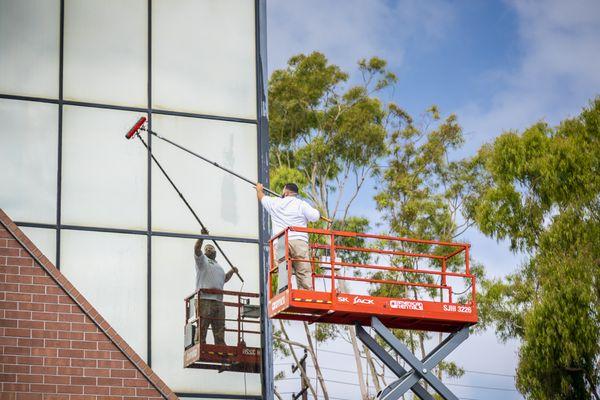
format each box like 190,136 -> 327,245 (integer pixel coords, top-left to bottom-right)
268,227 -> 476,307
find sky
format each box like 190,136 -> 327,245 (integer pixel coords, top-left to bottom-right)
266,0 -> 600,399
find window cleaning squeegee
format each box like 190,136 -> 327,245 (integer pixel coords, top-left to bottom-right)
126,117 -> 332,224
125,117 -> 244,282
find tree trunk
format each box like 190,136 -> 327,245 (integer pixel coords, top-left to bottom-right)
302,322 -> 330,400
278,321 -> 319,399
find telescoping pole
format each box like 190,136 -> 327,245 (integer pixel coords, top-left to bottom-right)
125,117 -> 244,282
138,124 -> 332,224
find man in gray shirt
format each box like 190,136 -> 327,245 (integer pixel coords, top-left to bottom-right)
194,228 -> 238,345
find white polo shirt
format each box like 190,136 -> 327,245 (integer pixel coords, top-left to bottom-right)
261,195 -> 320,242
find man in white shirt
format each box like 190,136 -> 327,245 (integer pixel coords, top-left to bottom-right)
256,182 -> 320,290
194,228 -> 238,345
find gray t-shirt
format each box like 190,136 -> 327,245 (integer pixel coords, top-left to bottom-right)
194,253 -> 226,301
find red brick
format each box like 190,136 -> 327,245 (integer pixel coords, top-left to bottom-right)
0,247 -> 20,256
97,377 -> 123,386
84,368 -> 110,377
31,312 -> 58,321
17,338 -> 44,347
0,318 -> 18,328
44,322 -> 70,331
59,313 -> 84,323
31,329 -> 58,339
70,376 -> 96,385
58,331 -> 84,340
17,320 -> 44,329
30,348 -> 57,358
85,350 -> 111,359
32,294 -> 59,304
4,328 -> 31,338
84,332 -> 106,341
43,357 -> 69,367
57,366 -> 83,376
57,349 -> 83,358
16,373 -> 43,383
123,378 -> 148,388
136,388 -> 160,396
44,375 -> 70,385
4,310 -> 30,320
0,283 -> 19,292
110,369 -> 135,378
70,359 -> 96,368
15,393 -> 42,400
71,322 -> 97,332
97,360 -> 123,369
3,364 -> 29,374
19,285 -> 45,294
84,385 -> 110,395
110,387 -> 135,396
0,373 -> 17,382
2,265 -> 19,275
45,286 -> 63,296
56,385 -> 83,394
46,304 -> 71,313
2,383 -> 29,391
29,384 -> 57,393
18,266 -> 44,276
5,293 -> 31,302
16,356 -> 43,365
5,274 -> 32,284
3,346 -> 30,356
98,341 -> 116,351
31,276 -> 53,285
18,302 -> 45,312
5,257 -> 33,267
0,301 -> 18,310
71,341 -> 96,350
44,339 -> 70,348
30,366 -> 57,375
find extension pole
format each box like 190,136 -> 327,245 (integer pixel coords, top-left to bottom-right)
135,133 -> 244,283
145,128 -> 332,224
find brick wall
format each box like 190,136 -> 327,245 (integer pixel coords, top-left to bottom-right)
0,210 -> 177,400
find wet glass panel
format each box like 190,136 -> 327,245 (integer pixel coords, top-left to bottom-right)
151,236 -> 261,394
0,0 -> 60,98
152,0 -> 256,119
150,114 -> 258,239
61,106 -> 147,230
60,229 -> 147,360
63,0 -> 147,107
0,99 -> 58,224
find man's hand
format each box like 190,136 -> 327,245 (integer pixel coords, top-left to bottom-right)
195,228 -> 208,257
255,183 -> 265,201
201,227 -> 209,235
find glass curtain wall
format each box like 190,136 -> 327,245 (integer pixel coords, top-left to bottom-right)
0,0 -> 270,398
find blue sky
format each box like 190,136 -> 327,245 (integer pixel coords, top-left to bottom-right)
267,0 -> 600,399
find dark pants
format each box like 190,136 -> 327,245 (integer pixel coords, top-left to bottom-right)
197,299 -> 225,345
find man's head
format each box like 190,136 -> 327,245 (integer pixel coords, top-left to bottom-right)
204,244 -> 217,260
282,183 -> 299,198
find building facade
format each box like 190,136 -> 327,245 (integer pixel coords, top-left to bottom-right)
0,0 -> 272,398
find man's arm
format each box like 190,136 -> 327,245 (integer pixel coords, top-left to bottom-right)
194,228 -> 209,257
301,202 -> 321,222
224,266 -> 239,283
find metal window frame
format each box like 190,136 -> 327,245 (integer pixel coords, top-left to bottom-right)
1,0 -> 272,398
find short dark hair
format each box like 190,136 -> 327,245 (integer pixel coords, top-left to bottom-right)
284,183 -> 299,194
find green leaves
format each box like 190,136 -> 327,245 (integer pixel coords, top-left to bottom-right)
471,97 -> 600,399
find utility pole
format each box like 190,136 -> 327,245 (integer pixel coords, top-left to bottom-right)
292,350 -> 309,400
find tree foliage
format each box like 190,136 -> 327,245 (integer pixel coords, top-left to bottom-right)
471,98 -> 600,399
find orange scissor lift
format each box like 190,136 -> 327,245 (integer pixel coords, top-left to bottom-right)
268,227 -> 478,400
184,289 -> 262,373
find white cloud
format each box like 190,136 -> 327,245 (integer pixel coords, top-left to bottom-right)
267,0 -> 454,72
460,0 -> 600,153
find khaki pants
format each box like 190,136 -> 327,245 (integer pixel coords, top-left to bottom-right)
278,239 -> 313,290
197,299 -> 225,346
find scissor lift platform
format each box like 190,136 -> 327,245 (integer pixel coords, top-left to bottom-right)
268,227 -> 477,333
184,289 -> 261,373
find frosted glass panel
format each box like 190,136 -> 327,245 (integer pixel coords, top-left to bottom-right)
152,0 -> 256,119
0,0 -> 59,98
61,106 -> 147,229
0,100 -> 58,223
63,0 -> 147,107
151,114 -> 258,238
20,227 -> 57,265
60,230 -> 147,359
151,236 -> 260,394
